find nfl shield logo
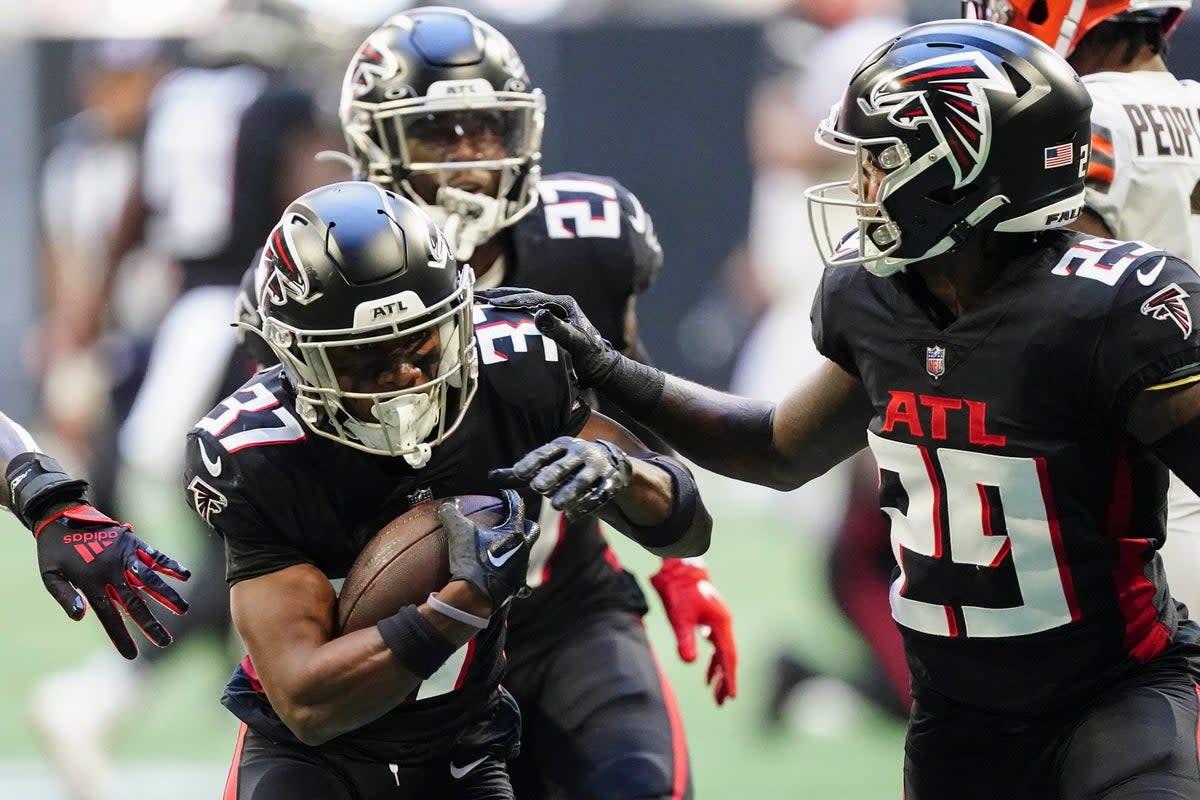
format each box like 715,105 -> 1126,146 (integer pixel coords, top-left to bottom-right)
925,345 -> 946,379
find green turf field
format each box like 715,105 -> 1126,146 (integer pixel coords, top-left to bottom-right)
0,470 -> 905,798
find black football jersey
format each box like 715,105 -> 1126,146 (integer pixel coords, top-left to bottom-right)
505,171 -> 663,353
184,304 -> 596,756
813,230 -> 1200,716
229,172 -> 663,654
498,172 -> 665,649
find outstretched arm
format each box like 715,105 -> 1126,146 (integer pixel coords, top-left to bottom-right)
645,359 -> 872,491
0,411 -> 190,658
480,289 -> 873,492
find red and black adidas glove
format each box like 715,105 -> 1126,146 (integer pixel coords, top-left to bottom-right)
35,504 -> 190,659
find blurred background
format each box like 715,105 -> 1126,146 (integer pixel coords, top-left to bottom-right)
5,1 -> 1200,798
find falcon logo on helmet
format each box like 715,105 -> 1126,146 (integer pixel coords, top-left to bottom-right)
350,31 -> 403,100
867,52 -> 1016,189
260,220 -> 314,306
1141,282 -> 1194,338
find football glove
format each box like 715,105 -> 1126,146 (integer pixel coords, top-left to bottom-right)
35,505 -> 190,659
439,489 -> 539,609
650,558 -> 738,706
492,436 -> 632,518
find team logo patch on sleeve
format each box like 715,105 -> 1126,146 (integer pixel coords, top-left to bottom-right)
188,476 -> 229,523
1141,283 -> 1193,338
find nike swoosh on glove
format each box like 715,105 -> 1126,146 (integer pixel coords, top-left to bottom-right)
440,489 -> 539,608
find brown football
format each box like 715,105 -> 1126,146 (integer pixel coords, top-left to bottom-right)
336,495 -> 507,634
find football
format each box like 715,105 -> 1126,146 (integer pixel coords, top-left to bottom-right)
336,495 -> 507,634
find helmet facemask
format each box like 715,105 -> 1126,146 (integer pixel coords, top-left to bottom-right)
806,107 -> 914,277
806,105 -> 1009,276
343,85 -> 546,261
262,267 -> 479,468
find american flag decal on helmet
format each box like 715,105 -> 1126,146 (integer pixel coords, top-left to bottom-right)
1141,282 -> 1193,338
867,51 -> 1015,190
1043,144 -> 1073,169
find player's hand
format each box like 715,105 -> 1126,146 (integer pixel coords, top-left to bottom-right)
439,489 -> 539,609
475,288 -> 619,389
650,558 -> 738,706
491,436 -> 632,518
35,504 -> 191,659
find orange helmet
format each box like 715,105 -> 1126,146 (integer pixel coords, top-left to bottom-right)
963,0 -> 1190,56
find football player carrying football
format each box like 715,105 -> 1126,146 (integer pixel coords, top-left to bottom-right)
188,181 -> 710,799
239,8 -> 735,798
0,410 -> 189,657
488,19 -> 1200,799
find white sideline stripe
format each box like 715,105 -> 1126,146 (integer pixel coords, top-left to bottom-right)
0,760 -> 227,800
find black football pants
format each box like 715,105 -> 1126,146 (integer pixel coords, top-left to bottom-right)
903,646 -> 1200,799
504,610 -> 693,800
224,724 -> 515,800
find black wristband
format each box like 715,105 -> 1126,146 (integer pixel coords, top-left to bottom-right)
602,357 -> 666,418
376,605 -> 458,680
617,455 -> 701,549
6,452 -> 89,531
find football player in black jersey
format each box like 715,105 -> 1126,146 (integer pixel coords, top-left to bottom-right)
488,19 -> 1200,799
0,410 -> 189,656
189,181 -> 710,800
238,8 -> 735,798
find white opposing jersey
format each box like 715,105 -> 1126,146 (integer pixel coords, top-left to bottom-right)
1083,70 -> 1200,264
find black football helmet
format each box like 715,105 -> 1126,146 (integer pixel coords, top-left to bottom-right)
338,7 -> 545,260
250,181 -> 477,467
805,19 -> 1092,276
